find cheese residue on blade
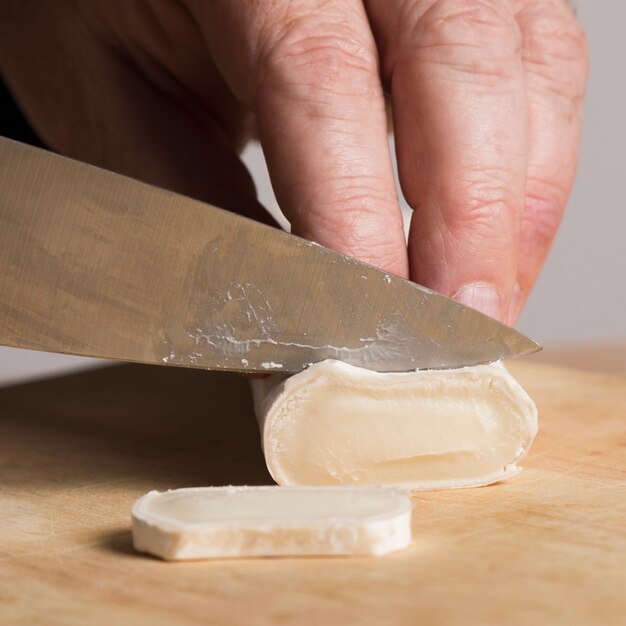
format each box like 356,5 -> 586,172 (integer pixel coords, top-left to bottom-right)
132,486 -> 412,560
260,361 -> 283,370
252,360 -> 538,489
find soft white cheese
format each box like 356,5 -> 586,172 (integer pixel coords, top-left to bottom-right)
132,486 -> 412,560
252,360 -> 538,489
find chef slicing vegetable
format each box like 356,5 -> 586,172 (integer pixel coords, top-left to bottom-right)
0,0 -> 587,322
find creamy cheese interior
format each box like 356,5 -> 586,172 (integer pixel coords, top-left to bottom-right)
253,361 -> 537,489
142,487 -> 406,524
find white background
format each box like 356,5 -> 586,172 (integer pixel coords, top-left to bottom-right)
1,0 -> 623,385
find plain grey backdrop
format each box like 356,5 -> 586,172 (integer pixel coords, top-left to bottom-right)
1,0 -> 623,385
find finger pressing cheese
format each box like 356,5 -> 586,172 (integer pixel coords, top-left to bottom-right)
252,360 -> 538,489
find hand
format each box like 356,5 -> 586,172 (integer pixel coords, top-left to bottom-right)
0,0 -> 587,324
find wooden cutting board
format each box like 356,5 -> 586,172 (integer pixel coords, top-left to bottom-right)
0,360 -> 624,625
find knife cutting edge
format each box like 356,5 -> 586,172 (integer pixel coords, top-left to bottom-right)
0,138 -> 540,373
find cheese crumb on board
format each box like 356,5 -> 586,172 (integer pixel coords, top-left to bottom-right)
132,486 -> 412,560
252,360 -> 538,489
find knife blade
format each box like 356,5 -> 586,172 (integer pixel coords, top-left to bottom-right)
0,138 -> 540,373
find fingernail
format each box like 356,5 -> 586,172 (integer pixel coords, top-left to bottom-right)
453,283 -> 502,320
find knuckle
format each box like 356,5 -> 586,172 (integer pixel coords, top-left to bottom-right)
445,200 -> 513,245
257,16 -> 379,100
436,171 -> 522,241
303,189 -> 397,233
519,1 -> 588,101
341,235 -> 407,275
293,185 -> 407,270
522,177 -> 568,249
416,0 -> 519,57
422,0 -> 518,41
391,0 -> 522,84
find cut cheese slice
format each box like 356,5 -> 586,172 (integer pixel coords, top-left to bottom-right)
132,486 -> 412,560
252,360 -> 538,489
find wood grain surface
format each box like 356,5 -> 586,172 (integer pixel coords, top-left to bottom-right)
0,360 -> 624,625
533,343 -> 626,377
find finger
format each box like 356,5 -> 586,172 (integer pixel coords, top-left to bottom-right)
190,0 -> 409,276
367,0 -> 528,320
507,0 -> 588,323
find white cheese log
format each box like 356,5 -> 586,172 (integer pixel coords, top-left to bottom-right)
252,360 -> 538,489
132,486 -> 412,560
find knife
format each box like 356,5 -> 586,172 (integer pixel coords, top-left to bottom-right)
0,138 -> 540,373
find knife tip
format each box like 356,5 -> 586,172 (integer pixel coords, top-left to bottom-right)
510,328 -> 542,359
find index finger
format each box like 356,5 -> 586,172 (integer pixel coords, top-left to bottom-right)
192,0 -> 409,277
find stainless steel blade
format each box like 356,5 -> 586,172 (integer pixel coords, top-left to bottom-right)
0,138 -> 540,372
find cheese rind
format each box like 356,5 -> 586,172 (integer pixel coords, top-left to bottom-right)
132,486 -> 412,560
252,360 -> 538,489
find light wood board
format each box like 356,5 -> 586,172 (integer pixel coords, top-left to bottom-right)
0,360 -> 624,625
532,342 -> 626,376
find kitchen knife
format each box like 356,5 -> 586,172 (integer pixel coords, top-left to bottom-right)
0,138 -> 540,373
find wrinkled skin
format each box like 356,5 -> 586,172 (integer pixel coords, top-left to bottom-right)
0,0 -> 587,323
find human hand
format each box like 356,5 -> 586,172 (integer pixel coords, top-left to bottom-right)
0,0 -> 587,324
